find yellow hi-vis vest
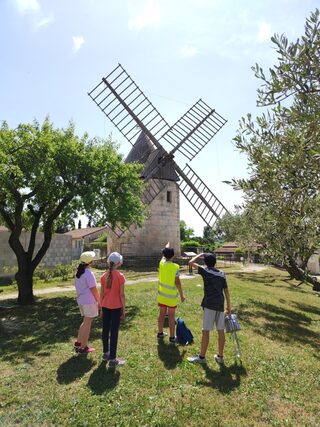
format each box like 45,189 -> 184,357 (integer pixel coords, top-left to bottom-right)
157,259 -> 179,307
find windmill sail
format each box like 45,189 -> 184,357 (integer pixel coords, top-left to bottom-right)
88,64 -> 170,147
176,163 -> 228,226
160,99 -> 227,161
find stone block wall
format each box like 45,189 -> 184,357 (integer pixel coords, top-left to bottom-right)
0,231 -> 72,272
108,180 -> 180,257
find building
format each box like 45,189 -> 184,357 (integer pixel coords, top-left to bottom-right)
64,226 -> 109,260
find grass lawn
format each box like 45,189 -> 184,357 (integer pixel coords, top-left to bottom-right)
0,267 -> 319,426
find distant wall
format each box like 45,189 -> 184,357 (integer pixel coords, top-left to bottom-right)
0,231 -> 72,272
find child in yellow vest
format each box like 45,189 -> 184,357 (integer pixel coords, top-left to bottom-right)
157,246 -> 185,343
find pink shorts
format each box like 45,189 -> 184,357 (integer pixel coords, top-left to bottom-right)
158,303 -> 177,309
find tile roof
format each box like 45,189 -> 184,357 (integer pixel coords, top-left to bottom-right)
64,226 -> 109,239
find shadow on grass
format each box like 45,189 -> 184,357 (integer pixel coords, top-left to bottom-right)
57,355 -> 96,384
87,362 -> 120,395
239,299 -> 320,354
0,295 -> 139,362
157,341 -> 186,370
197,362 -> 247,393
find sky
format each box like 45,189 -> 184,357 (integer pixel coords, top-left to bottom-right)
1,0 -> 318,235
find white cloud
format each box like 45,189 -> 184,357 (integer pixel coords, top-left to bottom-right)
180,44 -> 198,58
72,36 -> 85,53
36,14 -> 54,28
128,1 -> 161,30
257,22 -> 272,43
15,0 -> 40,14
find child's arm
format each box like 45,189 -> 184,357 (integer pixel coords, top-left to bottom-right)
188,253 -> 204,269
90,286 -> 101,306
224,288 -> 231,314
175,276 -> 185,302
120,282 -> 126,319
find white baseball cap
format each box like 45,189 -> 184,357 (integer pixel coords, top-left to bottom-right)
107,252 -> 123,265
80,251 -> 96,264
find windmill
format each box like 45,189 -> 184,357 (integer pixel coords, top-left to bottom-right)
88,64 -> 228,257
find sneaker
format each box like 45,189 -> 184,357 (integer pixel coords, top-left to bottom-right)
108,358 -> 126,367
78,346 -> 95,354
187,355 -> 207,364
101,352 -> 109,361
169,336 -> 177,344
157,332 -> 168,340
74,341 -> 81,352
214,354 -> 224,365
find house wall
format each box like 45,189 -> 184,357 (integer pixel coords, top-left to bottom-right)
107,181 -> 180,257
307,252 -> 320,275
0,231 -> 72,271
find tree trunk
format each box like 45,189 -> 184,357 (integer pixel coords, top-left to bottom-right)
16,268 -> 35,305
285,257 -> 320,291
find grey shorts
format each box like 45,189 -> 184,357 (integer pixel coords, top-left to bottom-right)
78,303 -> 99,318
202,308 -> 225,331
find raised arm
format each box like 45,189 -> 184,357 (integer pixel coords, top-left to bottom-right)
188,253 -> 204,269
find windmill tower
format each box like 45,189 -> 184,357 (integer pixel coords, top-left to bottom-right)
88,64 -> 228,258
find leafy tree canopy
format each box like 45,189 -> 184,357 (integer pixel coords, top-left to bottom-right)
0,118 -> 145,303
180,220 -> 194,242
227,9 -> 320,289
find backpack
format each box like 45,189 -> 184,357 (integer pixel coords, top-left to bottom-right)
176,317 -> 194,345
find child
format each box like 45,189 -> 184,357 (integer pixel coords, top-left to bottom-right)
74,251 -> 100,354
100,252 -> 126,366
187,253 -> 231,365
157,246 -> 185,343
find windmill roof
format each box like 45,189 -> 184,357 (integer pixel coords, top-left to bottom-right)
126,132 -> 179,182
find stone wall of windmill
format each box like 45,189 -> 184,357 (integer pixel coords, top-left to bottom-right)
107,181 -> 180,260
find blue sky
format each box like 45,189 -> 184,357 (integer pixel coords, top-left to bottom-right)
1,0 -> 318,235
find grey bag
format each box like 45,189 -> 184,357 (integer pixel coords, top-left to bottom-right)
225,314 -> 241,333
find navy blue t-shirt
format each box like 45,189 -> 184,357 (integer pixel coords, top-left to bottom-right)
198,266 -> 228,312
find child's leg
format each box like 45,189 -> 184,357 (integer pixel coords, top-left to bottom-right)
78,317 -> 93,348
102,307 -> 112,354
217,329 -> 225,356
200,330 -> 210,357
168,307 -> 176,338
109,308 -> 122,360
158,305 -> 167,334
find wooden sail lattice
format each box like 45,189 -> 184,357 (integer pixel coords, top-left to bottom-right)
88,64 -> 170,147
177,164 -> 228,227
89,64 -> 229,231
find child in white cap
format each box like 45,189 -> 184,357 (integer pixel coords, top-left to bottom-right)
74,251 -> 100,354
100,252 -> 126,366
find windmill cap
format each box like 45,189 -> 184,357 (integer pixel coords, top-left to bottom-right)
107,252 -> 123,265
80,251 -> 96,264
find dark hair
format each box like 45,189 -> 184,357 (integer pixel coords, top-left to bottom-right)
162,247 -> 174,259
106,261 -> 114,289
76,263 -> 86,278
204,253 -> 216,268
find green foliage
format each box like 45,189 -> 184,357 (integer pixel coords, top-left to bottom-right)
0,118 -> 146,303
95,231 -> 108,242
180,220 -> 194,241
53,263 -> 75,281
228,9 -> 320,283
34,267 -> 53,282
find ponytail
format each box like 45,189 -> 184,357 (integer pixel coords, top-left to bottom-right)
106,261 -> 114,288
76,263 -> 87,278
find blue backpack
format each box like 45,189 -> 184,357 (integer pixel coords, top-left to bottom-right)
176,317 -> 194,345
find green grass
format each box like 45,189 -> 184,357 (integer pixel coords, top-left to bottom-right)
0,267 -> 319,426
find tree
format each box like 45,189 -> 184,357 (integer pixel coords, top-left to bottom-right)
180,220 -> 194,241
228,9 -> 320,289
0,119 -> 145,304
